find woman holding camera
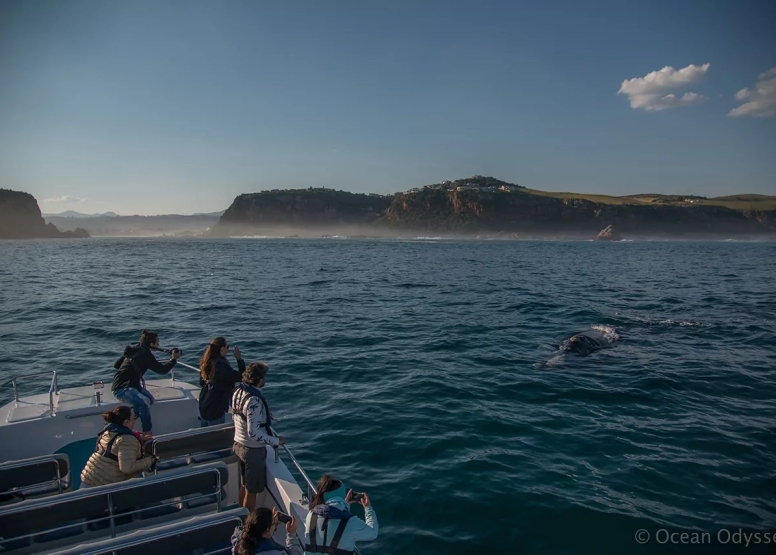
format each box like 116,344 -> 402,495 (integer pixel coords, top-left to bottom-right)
231,507 -> 303,555
112,330 -> 180,439
199,336 -> 246,426
303,475 -> 379,554
80,406 -> 158,488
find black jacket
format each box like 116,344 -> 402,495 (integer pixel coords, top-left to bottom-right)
199,357 -> 246,421
112,343 -> 177,392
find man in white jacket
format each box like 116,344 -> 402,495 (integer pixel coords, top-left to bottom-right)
231,362 -> 286,512
303,475 -> 379,555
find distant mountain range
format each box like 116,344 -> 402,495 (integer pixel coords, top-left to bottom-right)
45,212 -> 224,236
42,210 -> 119,218
43,210 -> 224,218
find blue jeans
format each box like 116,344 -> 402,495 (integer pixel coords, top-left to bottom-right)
113,387 -> 153,433
200,414 -> 226,427
139,386 -> 155,405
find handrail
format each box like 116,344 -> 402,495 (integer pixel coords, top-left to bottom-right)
1,370 -> 58,400
56,510 -> 248,555
1,370 -> 58,416
172,360 -> 200,384
48,371 -> 58,417
282,445 -> 317,500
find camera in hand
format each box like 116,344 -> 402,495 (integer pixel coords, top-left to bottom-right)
350,492 -> 365,502
276,512 -> 292,524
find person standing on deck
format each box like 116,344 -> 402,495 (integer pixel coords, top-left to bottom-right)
231,362 -> 285,512
199,336 -> 246,426
112,330 -> 180,440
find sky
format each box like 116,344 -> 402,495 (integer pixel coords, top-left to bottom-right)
1,0 -> 775,215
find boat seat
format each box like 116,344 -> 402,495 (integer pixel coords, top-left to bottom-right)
0,462 -> 229,555
0,453 -> 71,506
147,425 -> 237,472
48,508 -> 249,555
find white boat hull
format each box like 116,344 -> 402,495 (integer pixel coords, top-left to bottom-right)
0,377 -> 310,542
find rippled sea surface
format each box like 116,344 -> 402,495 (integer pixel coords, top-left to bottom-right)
1,238 -> 775,554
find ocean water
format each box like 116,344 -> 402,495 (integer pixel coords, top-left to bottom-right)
1,238 -> 775,554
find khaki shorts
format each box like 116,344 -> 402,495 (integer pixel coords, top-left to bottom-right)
233,442 -> 267,493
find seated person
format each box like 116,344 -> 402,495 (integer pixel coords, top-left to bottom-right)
80,406 -> 158,488
303,475 -> 378,555
232,506 -> 303,555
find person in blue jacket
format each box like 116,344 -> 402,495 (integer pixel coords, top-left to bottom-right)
303,475 -> 379,555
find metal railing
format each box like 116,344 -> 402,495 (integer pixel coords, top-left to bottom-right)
1,370 -> 58,416
282,444 -> 317,502
0,464 -> 226,550
174,360 -> 200,383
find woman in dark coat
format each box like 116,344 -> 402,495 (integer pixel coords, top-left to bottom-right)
198,336 -> 245,426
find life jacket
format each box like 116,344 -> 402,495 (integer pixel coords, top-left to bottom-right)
95,423 -> 142,461
305,504 -> 354,555
233,383 -> 272,433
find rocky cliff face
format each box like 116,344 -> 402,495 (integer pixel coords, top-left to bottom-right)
212,188 -> 393,235
380,183 -> 776,235
213,178 -> 776,237
0,189 -> 90,239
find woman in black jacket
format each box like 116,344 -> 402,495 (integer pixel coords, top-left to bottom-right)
199,336 -> 245,426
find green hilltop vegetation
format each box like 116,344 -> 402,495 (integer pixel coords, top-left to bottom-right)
213,176 -> 776,237
527,190 -> 776,211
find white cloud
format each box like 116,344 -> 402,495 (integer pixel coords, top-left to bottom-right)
628,92 -> 706,112
618,63 -> 710,111
728,67 -> 776,118
42,195 -> 91,203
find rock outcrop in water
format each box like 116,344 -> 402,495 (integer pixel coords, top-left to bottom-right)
213,177 -> 776,237
595,225 -> 621,241
0,189 -> 90,239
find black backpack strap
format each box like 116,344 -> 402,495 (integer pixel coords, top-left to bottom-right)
322,515 -> 329,549
329,518 -> 350,553
98,430 -> 139,461
307,513 -> 318,552
304,513 -> 353,555
94,428 -> 108,453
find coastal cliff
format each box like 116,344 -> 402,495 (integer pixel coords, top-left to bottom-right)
213,177 -> 776,237
212,188 -> 393,235
0,189 -> 90,239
